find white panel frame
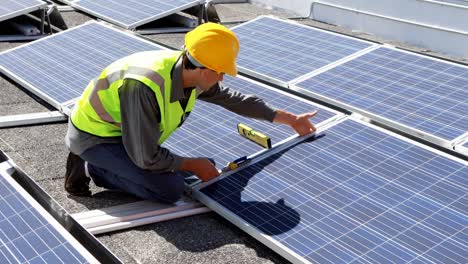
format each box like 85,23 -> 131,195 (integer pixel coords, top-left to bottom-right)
0,111 -> 67,128
453,132 -> 468,155
72,200 -> 210,235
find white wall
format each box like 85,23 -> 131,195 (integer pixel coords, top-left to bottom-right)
250,0 -> 315,17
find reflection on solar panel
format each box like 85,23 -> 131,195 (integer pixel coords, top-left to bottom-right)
294,46 -> 468,145
72,0 -> 200,29
0,162 -> 98,263
195,118 -> 467,264
0,21 -> 164,113
232,16 -> 373,85
0,0 -> 47,23
163,75 -> 340,167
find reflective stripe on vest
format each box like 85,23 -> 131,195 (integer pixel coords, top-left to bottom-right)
71,50 -> 196,144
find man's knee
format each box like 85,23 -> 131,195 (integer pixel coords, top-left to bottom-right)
149,177 -> 184,203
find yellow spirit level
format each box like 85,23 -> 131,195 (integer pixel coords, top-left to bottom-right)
237,123 -> 271,149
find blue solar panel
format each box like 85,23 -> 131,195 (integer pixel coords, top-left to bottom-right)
232,16 -> 373,84
0,0 -> 46,23
0,22 -> 164,112
163,76 -> 339,168
0,163 -> 97,263
196,118 -> 467,264
295,47 -> 468,143
72,0 -> 200,29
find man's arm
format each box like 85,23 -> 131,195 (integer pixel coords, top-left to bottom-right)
200,82 -> 317,136
120,79 -> 219,181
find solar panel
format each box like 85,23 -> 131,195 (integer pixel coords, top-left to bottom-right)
162,75 -> 341,168
293,46 -> 468,147
194,118 -> 467,264
0,0 -> 47,23
0,21 -> 165,114
0,161 -> 98,263
72,0 -> 201,29
231,16 -> 374,85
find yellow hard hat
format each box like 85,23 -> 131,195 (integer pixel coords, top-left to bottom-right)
185,22 -> 239,76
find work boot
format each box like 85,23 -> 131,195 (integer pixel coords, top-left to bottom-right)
64,152 -> 91,196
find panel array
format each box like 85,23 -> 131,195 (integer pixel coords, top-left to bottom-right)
197,119 -> 467,264
72,0 -> 200,29
0,164 -> 97,263
232,16 -> 373,84
0,22 -> 164,111
295,47 -> 468,143
163,76 -> 339,168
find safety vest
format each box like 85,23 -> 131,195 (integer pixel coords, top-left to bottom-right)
71,50 -> 196,144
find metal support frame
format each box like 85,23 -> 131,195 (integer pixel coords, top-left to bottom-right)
72,200 -> 211,235
0,6 -> 51,42
46,5 -> 68,31
203,0 -> 221,23
0,111 -> 67,128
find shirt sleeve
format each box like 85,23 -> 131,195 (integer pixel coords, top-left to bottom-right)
119,79 -> 183,172
198,81 -> 277,122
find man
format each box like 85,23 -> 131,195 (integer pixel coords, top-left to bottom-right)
65,22 -> 317,203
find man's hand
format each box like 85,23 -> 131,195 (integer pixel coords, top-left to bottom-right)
180,158 -> 220,182
273,110 -> 318,136
290,111 -> 317,136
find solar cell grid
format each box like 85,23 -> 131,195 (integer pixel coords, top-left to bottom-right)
294,46 -> 468,144
232,16 -> 373,84
72,0 -> 200,29
0,163 -> 97,263
0,0 -> 46,23
163,76 -> 339,168
0,22 -> 164,111
196,118 -> 467,264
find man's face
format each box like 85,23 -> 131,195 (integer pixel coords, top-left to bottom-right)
198,68 -> 225,91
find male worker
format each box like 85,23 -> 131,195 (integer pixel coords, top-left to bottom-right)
65,22 -> 317,203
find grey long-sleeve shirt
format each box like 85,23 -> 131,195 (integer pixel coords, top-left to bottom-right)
66,57 -> 277,172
